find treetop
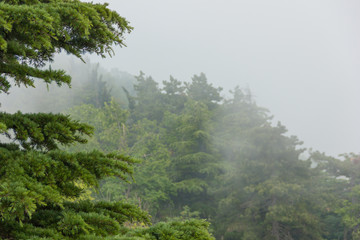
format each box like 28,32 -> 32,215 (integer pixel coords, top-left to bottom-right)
0,0 -> 132,94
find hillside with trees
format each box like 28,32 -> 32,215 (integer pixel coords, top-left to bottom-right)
1,1 -> 359,240
6,58 -> 359,239
0,1 -> 213,239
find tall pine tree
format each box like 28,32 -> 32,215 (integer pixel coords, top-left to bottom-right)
0,1 -> 152,239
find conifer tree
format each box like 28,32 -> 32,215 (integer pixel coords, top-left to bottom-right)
164,100 -> 220,218
0,1 -> 152,239
185,73 -> 223,110
131,72 -> 164,123
214,88 -> 323,239
0,0 -> 132,94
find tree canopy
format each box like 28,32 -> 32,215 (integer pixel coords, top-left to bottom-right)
2,1 -> 360,239
0,0 -> 132,94
54,66 -> 360,240
0,1 -> 214,239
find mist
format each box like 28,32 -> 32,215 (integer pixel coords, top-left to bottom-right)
5,1 -> 360,239
77,0 -> 359,157
0,0 -> 360,240
2,1 -> 359,156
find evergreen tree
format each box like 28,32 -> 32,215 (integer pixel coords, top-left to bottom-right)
312,152 -> 360,239
0,0 -> 132,94
0,1 -> 152,239
185,73 -> 223,110
0,112 -> 150,239
131,72 -> 164,123
164,100 -> 220,217
67,99 -> 129,153
74,64 -> 112,108
214,88 -> 323,239
162,76 -> 187,114
69,103 -> 176,220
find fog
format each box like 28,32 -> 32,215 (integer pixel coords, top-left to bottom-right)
2,2 -> 360,238
1,1 -> 359,157
82,0 -> 359,157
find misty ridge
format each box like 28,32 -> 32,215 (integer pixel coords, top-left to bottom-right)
1,56 -> 360,239
3,1 -> 360,239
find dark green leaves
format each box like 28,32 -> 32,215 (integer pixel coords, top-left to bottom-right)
0,111 -> 93,151
0,147 -> 136,221
0,0 -> 132,94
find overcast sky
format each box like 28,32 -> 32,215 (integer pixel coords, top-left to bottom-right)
84,0 -> 360,156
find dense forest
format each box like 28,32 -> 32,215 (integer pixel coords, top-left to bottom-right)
1,1 -> 359,239
3,60 -> 360,240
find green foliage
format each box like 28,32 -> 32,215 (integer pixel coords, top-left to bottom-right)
162,76 -> 187,114
3,26 -> 358,239
0,111 -> 93,151
211,87 -> 327,239
74,64 -> 112,108
0,121 -> 6,132
312,152 -> 360,239
0,58 -> 136,113
0,0 -> 132,94
166,101 -> 219,183
0,200 -> 150,239
119,219 -> 215,240
185,73 -> 222,109
125,119 -> 176,216
66,99 -> 129,153
67,103 -> 176,218
0,1 -> 216,239
60,69 -> 360,239
0,143 -> 150,238
0,138 -> 143,218
0,1 -> 158,239
0,112 -> 139,228
131,72 -> 165,123
163,100 -> 220,218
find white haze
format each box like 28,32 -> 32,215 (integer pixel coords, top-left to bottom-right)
82,0 -> 360,157
1,0 -> 359,157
